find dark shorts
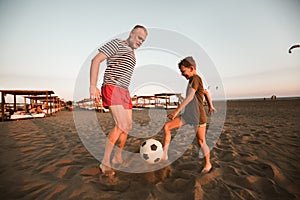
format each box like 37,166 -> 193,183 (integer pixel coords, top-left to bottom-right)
101,84 -> 132,109
181,109 -> 207,126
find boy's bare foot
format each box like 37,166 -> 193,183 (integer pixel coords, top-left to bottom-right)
161,152 -> 168,161
99,163 -> 115,176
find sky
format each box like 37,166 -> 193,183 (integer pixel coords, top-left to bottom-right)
0,0 -> 299,102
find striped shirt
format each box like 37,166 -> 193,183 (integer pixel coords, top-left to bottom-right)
99,38 -> 136,89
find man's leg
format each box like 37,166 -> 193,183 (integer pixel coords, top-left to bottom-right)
112,132 -> 128,164
100,125 -> 123,175
101,106 -> 131,174
110,106 -> 132,132
112,108 -> 132,164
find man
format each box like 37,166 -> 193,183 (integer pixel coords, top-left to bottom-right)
90,25 -> 147,175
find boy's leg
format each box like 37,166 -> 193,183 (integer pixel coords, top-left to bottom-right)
197,125 -> 212,172
162,117 -> 183,160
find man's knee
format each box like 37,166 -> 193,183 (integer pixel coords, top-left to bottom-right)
119,121 -> 132,132
126,121 -> 132,131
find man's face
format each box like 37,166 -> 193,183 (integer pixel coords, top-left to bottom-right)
128,28 -> 147,49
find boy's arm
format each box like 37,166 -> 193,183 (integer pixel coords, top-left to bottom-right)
168,87 -> 196,120
90,52 -> 107,102
204,89 -> 217,114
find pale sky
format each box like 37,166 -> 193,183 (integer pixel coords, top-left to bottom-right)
0,0 -> 299,101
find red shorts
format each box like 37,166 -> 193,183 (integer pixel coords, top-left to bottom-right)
101,85 -> 132,109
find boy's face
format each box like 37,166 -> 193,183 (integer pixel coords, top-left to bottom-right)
179,65 -> 195,79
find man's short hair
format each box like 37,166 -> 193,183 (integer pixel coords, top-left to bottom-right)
132,25 -> 147,34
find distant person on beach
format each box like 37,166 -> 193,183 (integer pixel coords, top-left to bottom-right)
162,56 -> 216,174
28,105 -> 44,114
36,105 -> 43,113
90,25 -> 148,175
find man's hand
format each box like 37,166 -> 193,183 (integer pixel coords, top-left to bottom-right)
90,86 -> 101,103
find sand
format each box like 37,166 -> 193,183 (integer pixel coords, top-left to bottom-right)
0,99 -> 299,200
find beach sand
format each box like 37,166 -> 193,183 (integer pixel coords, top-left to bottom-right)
0,99 -> 299,200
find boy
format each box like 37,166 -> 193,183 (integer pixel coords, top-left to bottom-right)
162,56 -> 216,173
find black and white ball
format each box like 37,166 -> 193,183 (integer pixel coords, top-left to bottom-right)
140,139 -> 163,164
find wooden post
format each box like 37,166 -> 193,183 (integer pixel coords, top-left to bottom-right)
1,92 -> 5,122
58,98 -> 60,111
165,95 -> 167,109
60,98 -> 62,111
46,91 -> 49,116
53,96 -> 56,113
14,94 -> 17,112
54,97 -> 56,112
57,98 -> 59,111
24,97 -> 26,112
49,94 -> 52,115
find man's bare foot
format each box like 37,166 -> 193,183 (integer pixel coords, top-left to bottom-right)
99,163 -> 115,176
112,156 -> 123,165
201,164 -> 212,174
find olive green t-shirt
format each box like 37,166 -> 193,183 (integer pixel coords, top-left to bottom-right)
181,75 -> 207,125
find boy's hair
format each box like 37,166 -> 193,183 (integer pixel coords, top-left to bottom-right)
178,56 -> 196,69
132,25 -> 148,34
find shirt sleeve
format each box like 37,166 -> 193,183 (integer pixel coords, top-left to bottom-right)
189,75 -> 202,91
98,39 -> 120,57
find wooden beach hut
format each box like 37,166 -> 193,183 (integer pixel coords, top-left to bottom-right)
154,93 -> 182,109
0,90 -> 55,121
132,95 -> 156,108
23,95 -> 63,114
131,93 -> 182,109
76,98 -> 109,112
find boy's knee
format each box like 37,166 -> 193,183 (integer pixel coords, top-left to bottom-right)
198,138 -> 206,147
198,140 -> 203,146
164,123 -> 171,132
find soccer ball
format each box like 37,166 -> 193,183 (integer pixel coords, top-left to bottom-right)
140,139 -> 163,164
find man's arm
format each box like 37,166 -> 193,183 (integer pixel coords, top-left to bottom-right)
90,52 -> 107,102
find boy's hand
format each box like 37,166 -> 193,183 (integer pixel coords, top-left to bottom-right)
208,106 -> 217,114
167,109 -> 179,120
